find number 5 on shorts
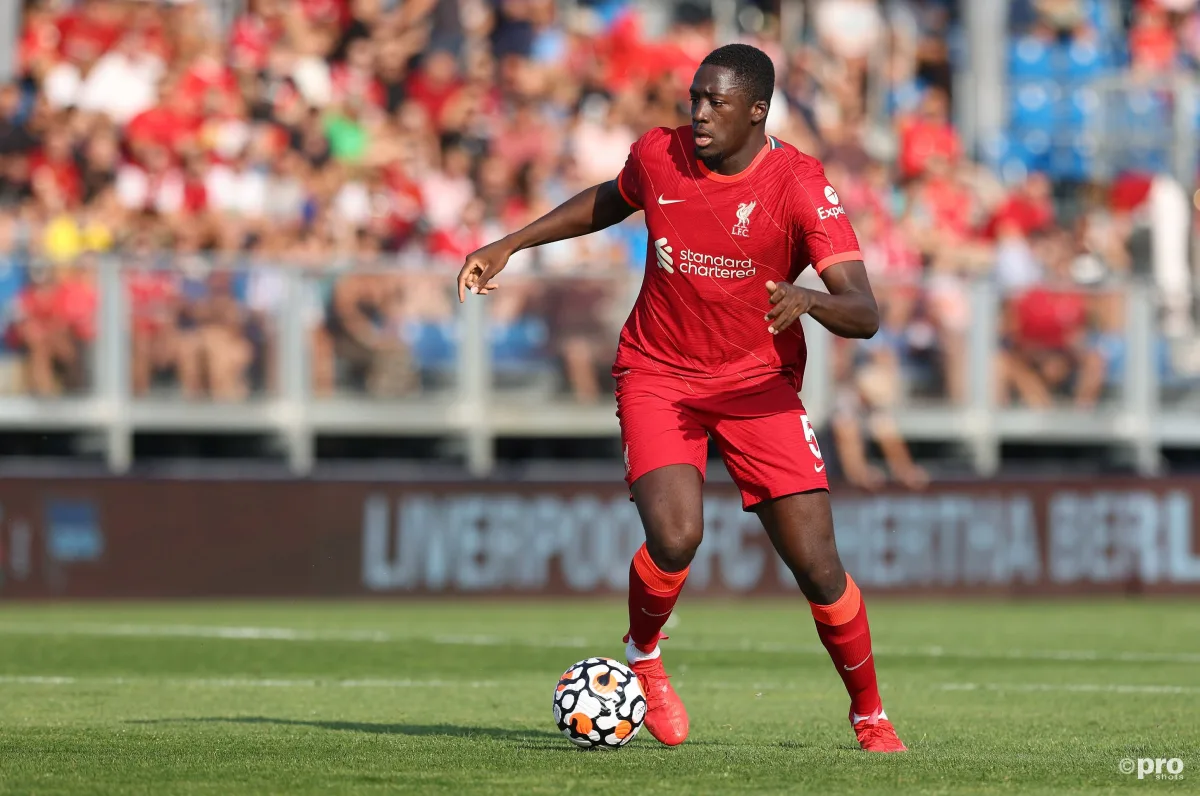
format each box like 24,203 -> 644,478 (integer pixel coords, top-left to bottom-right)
800,413 -> 823,461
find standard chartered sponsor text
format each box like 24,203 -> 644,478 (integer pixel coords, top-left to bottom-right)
678,248 -> 756,278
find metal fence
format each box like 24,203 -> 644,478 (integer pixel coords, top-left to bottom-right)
0,255 -> 1196,475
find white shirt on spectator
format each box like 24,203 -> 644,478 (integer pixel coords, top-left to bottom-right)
43,62 -> 83,110
333,180 -> 371,227
246,266 -> 285,315
79,52 -> 164,124
419,171 -> 473,232
206,164 -> 268,218
265,176 -> 306,224
815,0 -> 884,60
292,56 -> 333,107
994,236 -> 1042,294
765,94 -> 790,135
115,164 -> 185,215
571,121 -> 635,186
208,118 -> 253,161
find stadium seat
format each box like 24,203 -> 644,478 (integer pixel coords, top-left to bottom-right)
1049,144 -> 1087,181
1065,87 -> 1100,126
0,258 -> 27,350
405,319 -> 459,375
1012,130 -> 1053,173
490,317 -> 550,382
979,131 -> 1012,173
0,260 -> 27,394
1008,37 -> 1052,79
1066,39 -> 1108,81
1010,81 -> 1055,128
1081,0 -> 1112,34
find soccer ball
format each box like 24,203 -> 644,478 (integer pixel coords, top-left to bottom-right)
552,657 -> 646,749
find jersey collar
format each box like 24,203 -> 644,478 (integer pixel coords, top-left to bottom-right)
695,135 -> 780,184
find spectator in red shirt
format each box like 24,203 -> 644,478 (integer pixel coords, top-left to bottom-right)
230,0 -> 285,74
10,266 -> 95,396
996,231 -> 1107,409
127,3 -> 171,63
180,156 -> 210,217
858,208 -> 922,284
18,5 -> 62,79
51,263 -> 98,345
427,198 -> 488,266
56,0 -> 123,68
179,41 -> 241,110
29,128 -> 82,209
330,39 -> 386,111
126,85 -> 201,158
406,49 -> 463,130
983,172 -> 1056,240
1129,1 -> 1178,73
491,99 -> 559,171
916,162 -> 975,240
301,0 -> 351,29
379,162 -> 425,247
897,88 -> 961,181
124,228 -> 182,398
281,0 -> 351,58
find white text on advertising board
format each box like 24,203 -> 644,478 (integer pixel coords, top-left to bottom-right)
361,491 -> 1200,592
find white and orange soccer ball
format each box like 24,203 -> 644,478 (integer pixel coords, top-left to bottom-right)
552,657 -> 646,749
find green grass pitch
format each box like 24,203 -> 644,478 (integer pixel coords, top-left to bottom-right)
0,599 -> 1196,795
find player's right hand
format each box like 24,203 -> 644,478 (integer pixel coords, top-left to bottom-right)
457,240 -> 511,303
764,280 -> 816,335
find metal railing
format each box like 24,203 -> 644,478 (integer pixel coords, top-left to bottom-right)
0,256 -> 1194,475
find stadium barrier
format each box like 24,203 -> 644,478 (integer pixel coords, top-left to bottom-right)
1,477 -> 1199,598
4,256 -> 1200,477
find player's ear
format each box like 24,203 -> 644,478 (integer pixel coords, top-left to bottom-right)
750,100 -> 769,125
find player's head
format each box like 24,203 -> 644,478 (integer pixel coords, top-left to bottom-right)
690,44 -> 774,161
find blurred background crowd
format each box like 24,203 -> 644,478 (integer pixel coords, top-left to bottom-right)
2,0 -> 1200,485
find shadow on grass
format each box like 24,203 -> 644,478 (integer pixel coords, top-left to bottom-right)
127,716 -> 569,747
126,717 -> 772,752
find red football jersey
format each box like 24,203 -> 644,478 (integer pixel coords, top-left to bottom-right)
614,126 -> 862,391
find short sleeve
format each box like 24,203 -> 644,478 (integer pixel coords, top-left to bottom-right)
615,139 -> 644,210
791,165 -> 862,275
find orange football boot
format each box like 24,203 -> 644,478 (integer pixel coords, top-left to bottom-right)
626,641 -> 689,746
851,707 -> 908,753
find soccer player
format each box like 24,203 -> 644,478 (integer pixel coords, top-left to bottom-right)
457,44 -> 906,753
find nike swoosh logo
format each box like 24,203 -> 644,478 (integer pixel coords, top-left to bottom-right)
815,463 -> 825,473
844,652 -> 872,671
641,607 -> 672,617
657,195 -> 685,205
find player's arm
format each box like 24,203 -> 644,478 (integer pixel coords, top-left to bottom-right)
764,261 -> 879,339
456,180 -> 636,302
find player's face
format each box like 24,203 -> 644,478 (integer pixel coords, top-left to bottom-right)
688,65 -> 766,162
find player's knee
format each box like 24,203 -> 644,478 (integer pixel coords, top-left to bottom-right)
645,521 -> 702,572
790,559 -> 846,604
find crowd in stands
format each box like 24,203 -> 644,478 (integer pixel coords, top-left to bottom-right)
0,0 -> 1197,487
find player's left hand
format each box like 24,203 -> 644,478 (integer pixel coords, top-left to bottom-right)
764,280 -> 816,335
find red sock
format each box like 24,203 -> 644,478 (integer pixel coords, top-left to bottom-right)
626,544 -> 688,653
810,574 -> 881,717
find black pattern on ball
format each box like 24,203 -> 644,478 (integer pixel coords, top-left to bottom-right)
550,657 -> 646,748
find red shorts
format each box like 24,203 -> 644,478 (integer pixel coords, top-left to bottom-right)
615,370 -> 829,511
